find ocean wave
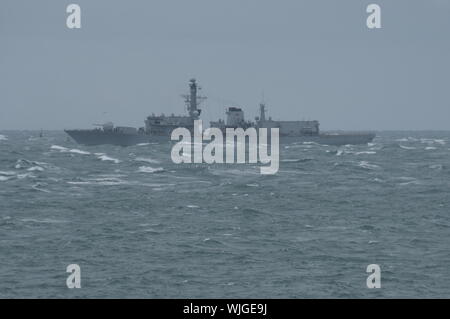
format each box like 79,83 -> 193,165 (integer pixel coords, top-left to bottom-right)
396,137 -> 419,142
69,149 -> 90,155
281,158 -> 312,163
302,141 -> 319,145
355,151 -> 377,155
136,142 -> 159,146
395,176 -> 420,186
15,159 -> 50,170
0,134 -> 8,141
0,171 -> 16,176
67,176 -> 128,186
95,153 -> 121,164
246,183 -> 259,187
51,145 -> 90,155
135,157 -> 161,164
399,145 -> 416,150
398,180 -> 421,186
32,183 -> 51,193
17,173 -> 36,179
421,138 -> 446,145
138,166 -> 164,173
50,145 -> 68,152
20,218 -> 68,224
336,149 -> 377,156
358,161 -> 380,170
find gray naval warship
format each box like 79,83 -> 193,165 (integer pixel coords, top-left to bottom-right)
65,79 -> 375,146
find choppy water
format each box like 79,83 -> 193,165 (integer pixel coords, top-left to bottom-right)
0,131 -> 449,298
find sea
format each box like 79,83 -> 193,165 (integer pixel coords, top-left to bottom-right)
0,131 -> 449,298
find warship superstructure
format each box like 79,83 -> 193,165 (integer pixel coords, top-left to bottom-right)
65,79 -> 205,146
210,103 -> 375,145
65,79 -> 375,146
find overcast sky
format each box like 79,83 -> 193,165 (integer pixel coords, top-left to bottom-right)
1,0 -> 449,130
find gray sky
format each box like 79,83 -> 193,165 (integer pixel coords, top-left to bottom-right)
1,0 -> 449,130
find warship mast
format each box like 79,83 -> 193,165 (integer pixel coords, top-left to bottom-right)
259,103 -> 266,122
183,79 -> 206,119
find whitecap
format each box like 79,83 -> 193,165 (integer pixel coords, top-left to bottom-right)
358,161 -> 380,170
32,184 -> 51,193
187,205 -> 199,208
246,183 -> 259,187
303,141 -> 319,145
399,145 -> 416,150
420,138 -> 446,145
336,149 -> 344,156
425,147 -> 437,150
69,149 -> 90,155
20,218 -> 67,224
0,134 -> 8,141
17,173 -> 36,179
355,151 -> 376,155
27,166 -> 44,172
0,171 -> 15,176
0,176 -> 11,182
135,157 -> 160,164
50,145 -> 69,152
97,154 -> 120,163
67,176 -> 128,186
399,180 -> 421,186
67,181 -> 91,185
96,180 -> 127,186
281,159 -> 302,163
138,166 -> 164,173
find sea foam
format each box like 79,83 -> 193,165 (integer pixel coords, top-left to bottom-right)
135,157 -> 161,164
138,166 -> 164,173
95,153 -> 121,164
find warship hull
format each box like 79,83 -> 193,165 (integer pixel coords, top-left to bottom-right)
65,129 -> 375,147
64,130 -> 155,146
